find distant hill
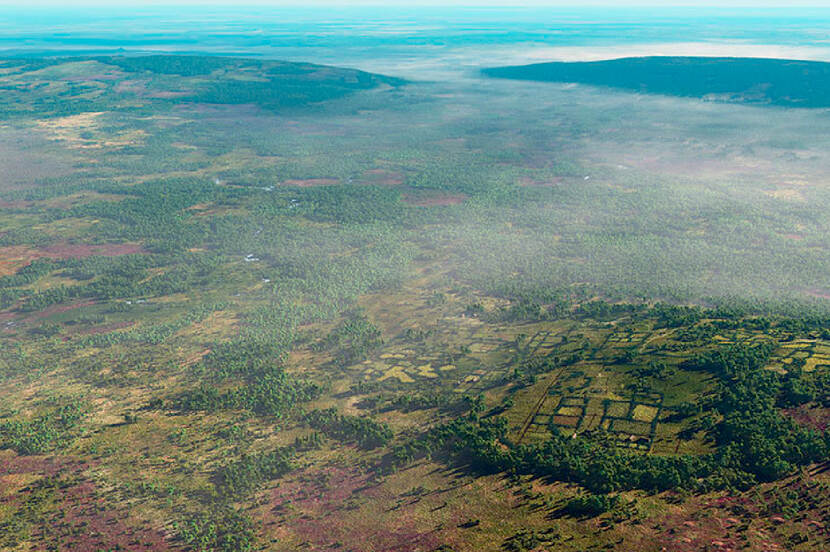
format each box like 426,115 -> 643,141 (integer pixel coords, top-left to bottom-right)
0,55 -> 404,117
482,56 -> 830,107
96,55 -> 405,108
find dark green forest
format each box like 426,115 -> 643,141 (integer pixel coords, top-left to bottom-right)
483,56 -> 830,107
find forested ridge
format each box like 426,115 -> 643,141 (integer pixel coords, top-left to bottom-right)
483,56 -> 830,107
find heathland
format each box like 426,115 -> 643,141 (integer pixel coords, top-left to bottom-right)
0,54 -> 828,552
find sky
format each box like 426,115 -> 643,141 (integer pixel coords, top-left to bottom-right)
3,1 -> 830,7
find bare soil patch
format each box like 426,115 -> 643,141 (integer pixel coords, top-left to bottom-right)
27,300 -> 97,321
0,245 -> 37,277
40,242 -> 145,259
0,242 -> 144,276
363,169 -> 404,186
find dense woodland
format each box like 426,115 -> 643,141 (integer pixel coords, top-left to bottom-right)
483,56 -> 830,107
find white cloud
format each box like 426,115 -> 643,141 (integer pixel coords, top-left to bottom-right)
517,42 -> 830,63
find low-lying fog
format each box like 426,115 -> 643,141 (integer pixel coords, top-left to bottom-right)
5,7 -> 830,312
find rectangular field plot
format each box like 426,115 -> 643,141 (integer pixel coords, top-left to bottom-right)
551,415 -> 580,427
521,329 -> 570,356
557,405 -> 583,417
610,419 -> 652,435
601,328 -> 651,349
632,404 -> 659,422
519,394 -> 591,442
605,401 -> 629,418
600,393 -> 663,450
770,339 -> 830,373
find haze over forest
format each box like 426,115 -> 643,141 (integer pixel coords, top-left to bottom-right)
0,6 -> 829,552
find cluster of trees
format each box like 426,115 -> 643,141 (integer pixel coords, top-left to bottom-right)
16,252 -> 223,313
312,309 -> 383,366
631,360 -> 674,380
215,448 -> 294,496
73,304 -> 225,348
289,185 -> 404,225
688,342 -> 829,482
0,259 -> 62,309
405,157 -> 519,197
0,259 -> 56,289
487,299 -> 567,323
173,509 -> 255,552
306,408 -> 393,449
502,529 -> 560,552
174,334 -> 322,420
0,55 -> 402,121
195,337 -> 287,382
175,368 -> 321,420
63,178 -> 244,252
0,401 -> 87,455
99,55 -> 243,76
562,493 -> 620,517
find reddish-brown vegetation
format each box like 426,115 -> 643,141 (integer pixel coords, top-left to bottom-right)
267,466 -> 442,551
638,475 -> 830,552
30,479 -> 173,552
28,300 -> 97,320
0,453 -> 172,552
0,242 -> 144,276
40,242 -> 145,259
784,404 -> 830,432
0,453 -> 85,478
805,289 -> 830,301
363,169 -> 404,186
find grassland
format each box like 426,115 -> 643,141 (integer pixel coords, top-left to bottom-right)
0,55 -> 828,552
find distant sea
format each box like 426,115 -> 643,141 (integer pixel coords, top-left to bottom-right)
3,7 -> 830,79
